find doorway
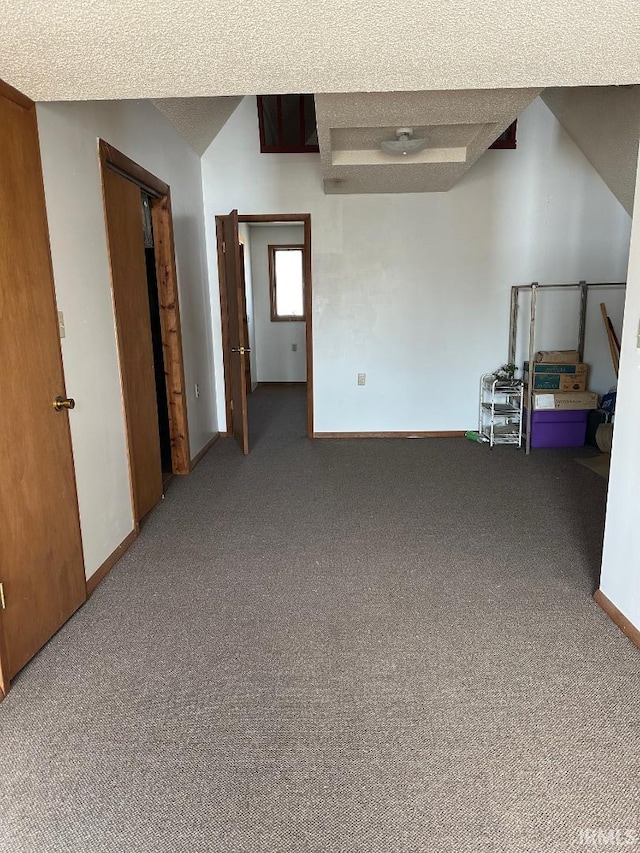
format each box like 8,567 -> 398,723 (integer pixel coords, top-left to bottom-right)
99,141 -> 190,524
216,212 -> 313,454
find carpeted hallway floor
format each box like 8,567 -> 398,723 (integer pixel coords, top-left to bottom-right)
1,386 -> 638,852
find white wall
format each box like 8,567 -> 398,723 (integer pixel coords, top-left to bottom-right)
248,225 -> 307,383
36,99 -> 217,580
238,223 -> 258,390
202,96 -> 631,433
599,145 -> 640,632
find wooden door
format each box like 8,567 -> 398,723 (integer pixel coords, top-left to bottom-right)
0,80 -> 86,686
221,211 -> 249,454
239,244 -> 252,395
103,169 -> 163,520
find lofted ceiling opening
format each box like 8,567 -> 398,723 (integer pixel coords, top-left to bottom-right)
143,84 -> 640,203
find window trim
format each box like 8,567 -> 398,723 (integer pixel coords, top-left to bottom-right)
489,120 -> 517,150
257,95 -> 320,154
268,244 -> 306,322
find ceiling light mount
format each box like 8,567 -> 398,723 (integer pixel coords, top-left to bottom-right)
381,127 -> 428,156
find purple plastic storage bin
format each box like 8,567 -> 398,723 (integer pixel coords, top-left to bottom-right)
525,408 -> 588,448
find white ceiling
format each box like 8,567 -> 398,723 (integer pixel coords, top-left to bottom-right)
315,89 -> 542,194
542,86 -> 640,214
152,97 -> 243,154
2,1 -> 640,102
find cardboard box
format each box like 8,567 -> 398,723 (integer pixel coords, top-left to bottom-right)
531,391 -> 599,411
535,350 -> 581,364
524,361 -> 588,376
524,371 -> 588,391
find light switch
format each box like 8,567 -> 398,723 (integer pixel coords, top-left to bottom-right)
358,373 -> 366,386
292,343 -> 298,352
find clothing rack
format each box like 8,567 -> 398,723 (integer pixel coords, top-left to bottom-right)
508,281 -> 626,454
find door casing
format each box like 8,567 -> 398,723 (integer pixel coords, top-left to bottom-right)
216,213 -> 314,442
99,141 -> 191,522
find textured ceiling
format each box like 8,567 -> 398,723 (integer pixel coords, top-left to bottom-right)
316,89 -> 542,194
2,1 -> 640,101
542,86 -> 640,215
151,97 -> 242,154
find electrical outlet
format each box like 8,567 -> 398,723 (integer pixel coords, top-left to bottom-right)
292,343 -> 298,352
358,373 -> 366,386
58,311 -> 66,339
194,383 -> 200,399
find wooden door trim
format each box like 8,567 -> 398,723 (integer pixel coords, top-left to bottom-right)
217,213 -> 314,439
594,589 -> 640,651
215,217 -> 234,436
99,141 -> 191,481
0,609 -> 10,696
0,79 -> 34,109
99,140 -> 169,197
150,193 -> 191,473
86,528 -> 138,597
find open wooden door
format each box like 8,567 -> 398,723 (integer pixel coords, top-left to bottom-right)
220,211 -> 250,454
102,168 -> 163,521
238,244 -> 252,395
0,80 -> 86,692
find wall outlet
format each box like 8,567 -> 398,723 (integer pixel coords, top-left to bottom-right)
292,343 -> 298,352
358,373 -> 366,386
194,382 -> 200,398
58,311 -> 66,339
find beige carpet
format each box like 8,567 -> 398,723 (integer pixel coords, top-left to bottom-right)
0,387 -> 638,852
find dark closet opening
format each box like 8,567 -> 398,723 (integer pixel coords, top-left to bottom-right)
141,192 -> 172,476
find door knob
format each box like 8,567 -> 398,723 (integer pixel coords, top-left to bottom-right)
53,396 -> 75,411
231,347 -> 250,354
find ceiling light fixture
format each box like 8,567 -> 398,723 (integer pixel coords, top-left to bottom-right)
381,127 -> 428,156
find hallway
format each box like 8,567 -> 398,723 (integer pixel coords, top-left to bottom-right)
1,387 -> 638,852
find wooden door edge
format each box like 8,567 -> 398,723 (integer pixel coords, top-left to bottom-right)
215,217 -> 234,436
150,192 -> 191,474
0,79 -> 34,110
0,611 -> 10,698
231,226 -> 250,455
302,215 -> 314,438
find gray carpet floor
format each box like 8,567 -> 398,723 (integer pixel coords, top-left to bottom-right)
1,386 -> 638,852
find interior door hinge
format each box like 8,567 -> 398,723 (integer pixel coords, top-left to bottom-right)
0,583 -> 5,610
222,241 -> 226,254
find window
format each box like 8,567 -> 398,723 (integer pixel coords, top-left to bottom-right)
257,95 -> 319,153
489,120 -> 517,150
268,245 -> 305,322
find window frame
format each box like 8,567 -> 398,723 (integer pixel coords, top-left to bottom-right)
489,120 -> 517,150
257,95 -> 320,154
268,244 -> 306,322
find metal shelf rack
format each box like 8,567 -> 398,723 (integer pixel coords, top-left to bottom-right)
508,280 -> 626,454
479,374 -> 524,448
